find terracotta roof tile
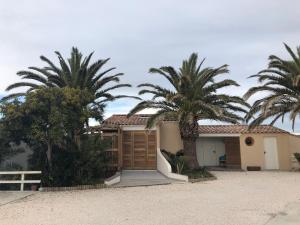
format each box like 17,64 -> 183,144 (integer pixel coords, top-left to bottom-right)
102,114 -> 150,126
97,114 -> 288,134
198,125 -> 288,134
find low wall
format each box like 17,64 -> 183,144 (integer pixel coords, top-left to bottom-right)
156,148 -> 188,182
40,183 -> 107,192
104,172 -> 121,186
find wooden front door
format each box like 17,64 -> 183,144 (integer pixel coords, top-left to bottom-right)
122,130 -> 157,169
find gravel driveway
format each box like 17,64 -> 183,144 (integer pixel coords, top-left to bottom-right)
0,171 -> 300,225
0,192 -> 33,206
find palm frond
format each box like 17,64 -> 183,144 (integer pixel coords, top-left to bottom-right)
6,82 -> 41,91
5,47 -> 131,113
130,53 -> 246,138
1,93 -> 26,101
245,43 -> 300,128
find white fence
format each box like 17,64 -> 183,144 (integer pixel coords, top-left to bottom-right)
0,171 -> 41,191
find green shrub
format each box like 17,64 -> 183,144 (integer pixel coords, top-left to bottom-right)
182,167 -> 214,179
294,153 -> 300,164
0,88 -> 110,188
28,134 -> 111,187
161,149 -> 186,174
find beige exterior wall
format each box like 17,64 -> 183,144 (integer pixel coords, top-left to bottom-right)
288,135 -> 300,154
156,121 -> 300,171
159,122 -> 183,154
240,133 -> 293,171
287,135 -> 300,169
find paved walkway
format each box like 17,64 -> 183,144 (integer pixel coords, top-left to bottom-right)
266,201 -> 300,225
0,192 -> 33,206
114,170 -> 175,187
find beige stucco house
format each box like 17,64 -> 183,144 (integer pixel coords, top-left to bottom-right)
95,114 -> 300,178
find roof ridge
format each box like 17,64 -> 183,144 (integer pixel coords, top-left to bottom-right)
102,115 -> 288,134
199,124 -> 248,126
198,124 -> 281,127
198,124 -> 288,134
109,114 -> 153,116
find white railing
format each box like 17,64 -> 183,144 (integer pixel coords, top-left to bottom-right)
0,171 -> 42,191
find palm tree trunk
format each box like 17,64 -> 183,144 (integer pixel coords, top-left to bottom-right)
46,138 -> 52,170
179,120 -> 199,170
182,138 -> 199,169
74,128 -> 82,150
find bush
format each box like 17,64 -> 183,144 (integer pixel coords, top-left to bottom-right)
161,149 -> 186,174
294,153 -> 300,164
28,134 -> 111,187
161,149 -> 214,180
182,167 -> 214,179
0,88 -> 109,188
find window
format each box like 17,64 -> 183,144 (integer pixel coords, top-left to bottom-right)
245,137 -> 254,146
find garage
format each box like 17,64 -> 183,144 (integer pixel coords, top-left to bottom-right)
196,137 -> 225,166
196,136 -> 241,168
122,130 -> 157,169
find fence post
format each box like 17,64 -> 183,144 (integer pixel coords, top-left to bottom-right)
20,173 -> 25,191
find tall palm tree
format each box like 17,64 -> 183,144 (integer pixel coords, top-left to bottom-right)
2,48 -> 138,171
3,47 -> 135,110
244,44 -> 300,130
128,53 -> 249,169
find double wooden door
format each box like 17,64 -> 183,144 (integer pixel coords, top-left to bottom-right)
122,131 -> 157,169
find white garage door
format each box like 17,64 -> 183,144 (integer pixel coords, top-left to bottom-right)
196,138 -> 225,166
264,137 -> 279,170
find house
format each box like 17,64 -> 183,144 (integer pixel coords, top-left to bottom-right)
197,125 -> 300,170
93,114 -> 300,177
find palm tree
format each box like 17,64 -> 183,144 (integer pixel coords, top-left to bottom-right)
3,47 -> 135,111
244,44 -> 300,130
3,47 -> 138,170
128,53 -> 249,169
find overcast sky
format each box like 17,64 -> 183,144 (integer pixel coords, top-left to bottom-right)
1,0 -> 300,131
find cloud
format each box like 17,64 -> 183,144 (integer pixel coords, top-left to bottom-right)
1,0 -> 299,131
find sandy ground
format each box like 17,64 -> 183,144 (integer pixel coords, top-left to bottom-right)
0,192 -> 33,206
267,201 -> 300,225
0,171 -> 300,225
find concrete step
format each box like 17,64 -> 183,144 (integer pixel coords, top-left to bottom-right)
114,180 -> 171,188
113,170 -> 173,187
